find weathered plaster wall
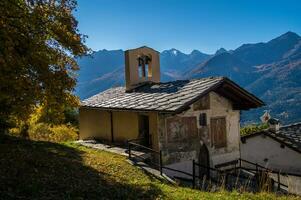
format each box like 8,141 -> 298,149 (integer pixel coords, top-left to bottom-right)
79,107 -> 159,147
241,135 -> 301,174
208,92 -> 240,166
159,92 -> 240,178
158,114 -> 199,167
287,175 -> 301,195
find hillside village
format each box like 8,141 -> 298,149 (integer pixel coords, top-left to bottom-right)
79,46 -> 301,195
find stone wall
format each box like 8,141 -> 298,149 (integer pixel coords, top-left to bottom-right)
158,92 -> 240,178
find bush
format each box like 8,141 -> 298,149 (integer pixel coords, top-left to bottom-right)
27,123 -> 78,142
49,124 -> 78,142
240,123 -> 268,136
8,127 -> 22,137
7,120 -> 29,138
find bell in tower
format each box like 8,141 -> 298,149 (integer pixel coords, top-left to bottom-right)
124,46 -> 160,92
137,54 -> 151,79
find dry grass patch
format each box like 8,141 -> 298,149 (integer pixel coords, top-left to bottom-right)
0,135 -> 300,200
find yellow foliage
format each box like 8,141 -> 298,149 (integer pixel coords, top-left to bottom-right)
0,0 -> 89,131
28,123 -> 78,143
28,106 -> 43,125
240,123 -> 268,136
28,123 -> 53,141
8,127 -> 22,137
48,124 -> 78,142
8,105 -> 79,142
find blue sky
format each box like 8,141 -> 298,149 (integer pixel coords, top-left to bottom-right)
75,0 -> 301,54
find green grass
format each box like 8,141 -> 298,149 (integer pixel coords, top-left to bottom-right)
0,135 -> 299,200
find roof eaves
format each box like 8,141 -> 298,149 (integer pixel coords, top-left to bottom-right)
223,77 -> 265,106
80,105 -> 175,114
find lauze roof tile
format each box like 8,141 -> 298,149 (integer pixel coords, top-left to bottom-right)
81,76 -> 263,113
81,77 -> 223,112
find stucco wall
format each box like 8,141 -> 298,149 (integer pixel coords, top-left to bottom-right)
79,108 -> 111,141
241,135 -> 301,174
159,92 -> 240,178
112,112 -> 139,142
79,107 -> 159,147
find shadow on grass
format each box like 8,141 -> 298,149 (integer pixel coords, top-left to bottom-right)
0,135 -> 164,199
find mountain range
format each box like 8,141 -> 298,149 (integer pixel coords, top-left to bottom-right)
76,31 -> 301,125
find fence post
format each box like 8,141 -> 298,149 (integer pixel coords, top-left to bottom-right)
224,173 -> 228,188
192,159 -> 195,189
128,141 -> 131,159
159,150 -> 163,175
277,172 -> 280,191
255,163 -> 258,173
239,159 -> 241,168
234,163 -> 237,174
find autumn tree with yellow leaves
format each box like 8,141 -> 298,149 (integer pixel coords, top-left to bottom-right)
0,0 -> 89,133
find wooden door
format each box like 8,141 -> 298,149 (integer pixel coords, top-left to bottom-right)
210,117 -> 227,148
138,115 -> 150,147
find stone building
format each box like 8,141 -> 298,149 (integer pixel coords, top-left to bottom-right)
80,46 -> 263,176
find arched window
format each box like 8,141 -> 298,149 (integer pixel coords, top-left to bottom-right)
137,55 -> 152,79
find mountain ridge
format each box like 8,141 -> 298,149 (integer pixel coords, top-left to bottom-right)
76,31 -> 301,124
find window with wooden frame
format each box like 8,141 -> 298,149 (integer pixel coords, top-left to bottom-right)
210,117 -> 227,148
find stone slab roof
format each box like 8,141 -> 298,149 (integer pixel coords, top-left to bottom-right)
242,122 -> 301,153
274,122 -> 301,151
81,76 -> 263,113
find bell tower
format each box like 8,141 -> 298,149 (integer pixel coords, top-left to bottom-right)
124,46 -> 160,92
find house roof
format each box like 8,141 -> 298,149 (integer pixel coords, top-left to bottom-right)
241,122 -> 301,153
125,46 -> 160,53
81,76 -> 264,113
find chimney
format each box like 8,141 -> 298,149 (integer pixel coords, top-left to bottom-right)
268,118 -> 280,132
124,46 -> 160,92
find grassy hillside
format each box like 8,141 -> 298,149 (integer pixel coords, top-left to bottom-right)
0,135 -> 299,200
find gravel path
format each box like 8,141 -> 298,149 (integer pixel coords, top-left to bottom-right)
75,140 -> 129,156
